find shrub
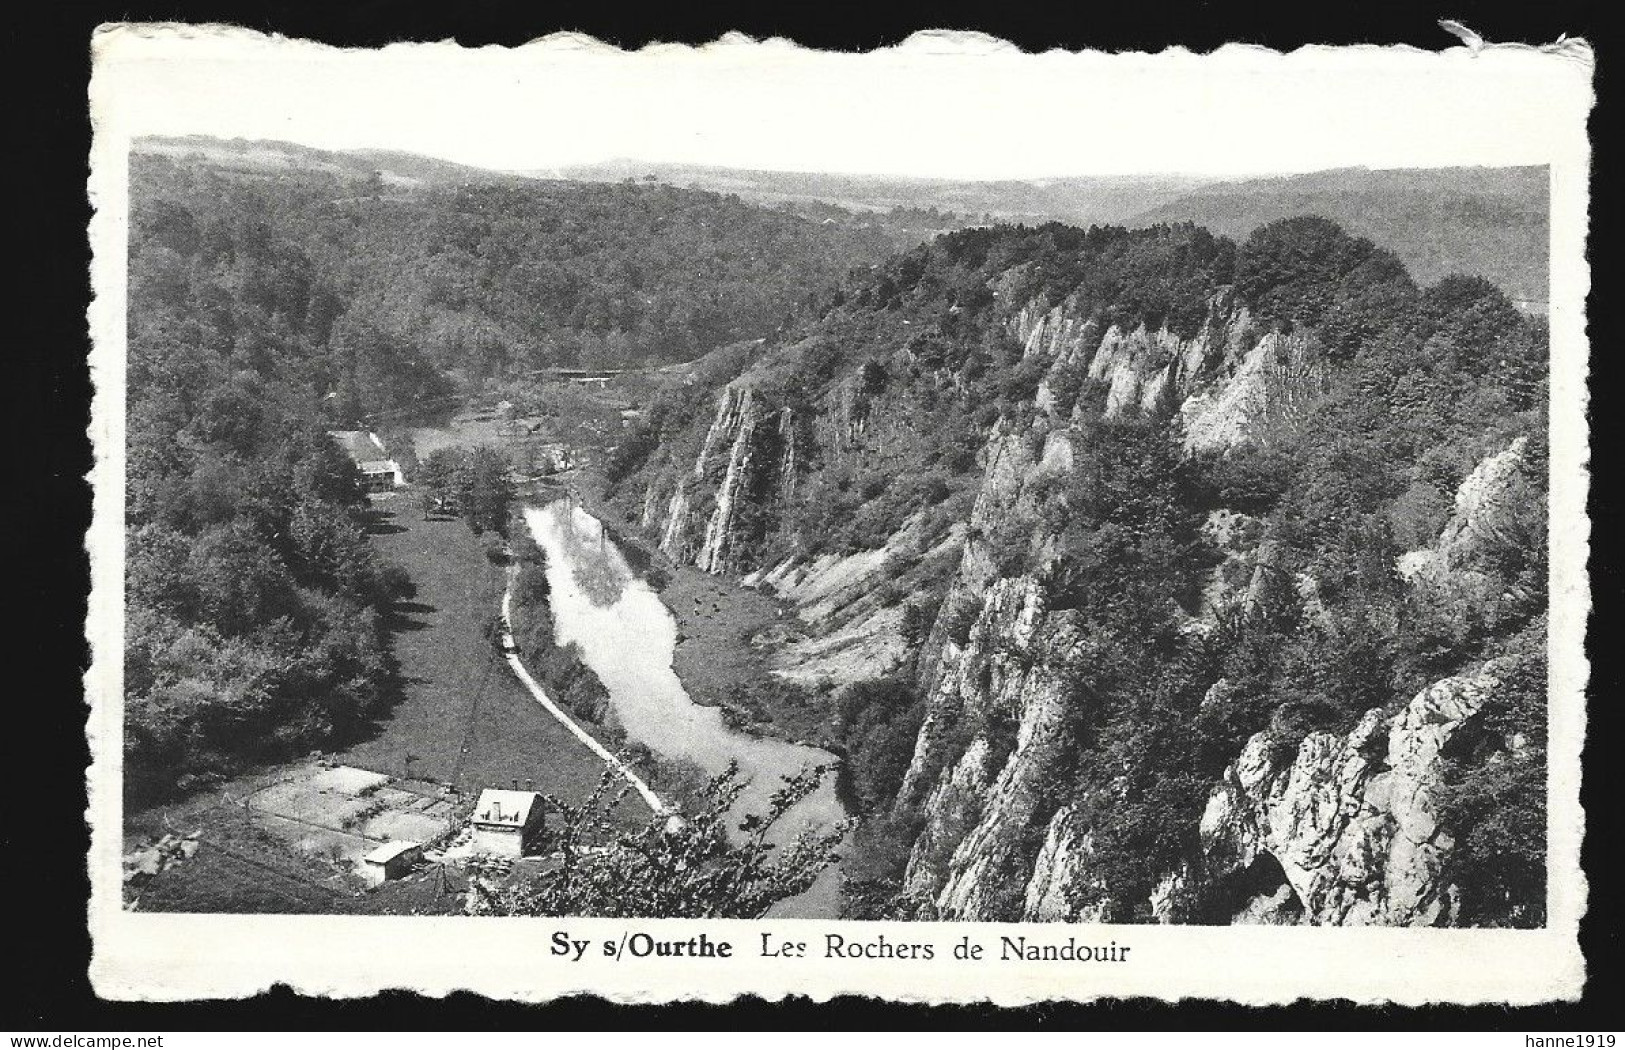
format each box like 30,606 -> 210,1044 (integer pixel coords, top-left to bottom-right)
1434,649 -> 1546,927
469,765 -> 849,919
833,678 -> 925,817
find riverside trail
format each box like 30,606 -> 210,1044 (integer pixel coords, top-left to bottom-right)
521,499 -> 849,918
498,569 -> 667,816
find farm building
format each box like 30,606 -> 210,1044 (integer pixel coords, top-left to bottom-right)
328,430 -> 405,492
360,840 -> 423,886
469,788 -> 546,858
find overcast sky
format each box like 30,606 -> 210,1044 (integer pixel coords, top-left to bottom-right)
92,28 -> 1592,180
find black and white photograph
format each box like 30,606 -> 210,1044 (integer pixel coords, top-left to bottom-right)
84,24 -> 1592,1005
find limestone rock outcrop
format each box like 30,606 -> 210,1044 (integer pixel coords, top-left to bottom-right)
899,577 -> 1086,920
650,383 -> 790,575
1008,290 -> 1321,453
1400,436 -> 1536,582
1195,659 -> 1510,926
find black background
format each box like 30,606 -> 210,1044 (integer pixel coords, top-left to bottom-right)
15,0 -> 1616,1031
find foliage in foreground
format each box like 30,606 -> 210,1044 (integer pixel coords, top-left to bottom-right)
466,764 -> 849,919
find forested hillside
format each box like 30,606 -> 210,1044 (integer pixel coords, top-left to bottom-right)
124,204 -> 410,801
1131,166 -> 1548,305
123,141 -> 908,804
129,142 -> 913,421
609,216 -> 1548,927
567,159 -> 1548,308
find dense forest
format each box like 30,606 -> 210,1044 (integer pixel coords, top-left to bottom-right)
124,235 -> 409,802
122,145 -> 908,805
610,217 -> 1548,926
130,147 -> 914,423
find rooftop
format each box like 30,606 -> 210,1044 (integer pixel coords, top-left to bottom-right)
329,430 -> 390,464
362,840 -> 423,865
471,789 -> 542,828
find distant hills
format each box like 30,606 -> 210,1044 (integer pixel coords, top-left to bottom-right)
1129,167 -> 1548,305
556,160 -> 1549,305
551,159 -> 1212,225
135,138 -> 1548,306
136,136 -> 516,187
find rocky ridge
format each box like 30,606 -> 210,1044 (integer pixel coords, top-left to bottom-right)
893,415 -> 1538,922
620,243 -> 1543,926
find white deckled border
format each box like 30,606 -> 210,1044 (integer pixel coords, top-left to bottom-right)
86,24 -> 1593,1005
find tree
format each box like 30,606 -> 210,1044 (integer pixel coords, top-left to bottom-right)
1237,216 -> 1383,330
898,602 -> 932,651
1434,648 -> 1546,927
416,445 -> 513,535
463,446 -> 515,537
859,358 -> 888,395
416,448 -> 464,512
833,678 -> 925,817
467,764 -> 849,918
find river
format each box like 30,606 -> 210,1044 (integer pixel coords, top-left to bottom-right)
521,499 -> 848,918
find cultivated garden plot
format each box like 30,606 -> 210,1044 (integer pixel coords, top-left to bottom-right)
236,765 -> 459,869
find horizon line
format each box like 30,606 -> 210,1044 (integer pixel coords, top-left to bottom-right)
133,133 -> 1548,186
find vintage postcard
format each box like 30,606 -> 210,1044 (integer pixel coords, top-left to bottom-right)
86,25 -> 1592,1004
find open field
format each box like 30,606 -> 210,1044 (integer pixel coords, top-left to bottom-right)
660,564 -> 838,743
334,499 -> 633,809
124,765 -> 362,914
662,563 -> 781,713
126,776 -> 471,916
124,496 -> 648,912
241,765 -> 459,864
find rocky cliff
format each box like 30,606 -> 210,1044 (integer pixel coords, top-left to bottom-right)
609,219 -> 1547,926
893,422 -> 1542,923
648,383 -> 790,574
897,576 -> 1084,920
1011,289 -> 1324,451
1189,658 -> 1511,926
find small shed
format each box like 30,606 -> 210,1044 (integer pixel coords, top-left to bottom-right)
469,789 -> 546,858
360,840 -> 423,886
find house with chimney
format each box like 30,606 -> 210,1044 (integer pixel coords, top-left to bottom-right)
468,787 -> 546,858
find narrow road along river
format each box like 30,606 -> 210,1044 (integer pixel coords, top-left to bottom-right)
522,499 -> 848,918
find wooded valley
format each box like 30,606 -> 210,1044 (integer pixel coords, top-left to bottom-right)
124,141 -> 1550,927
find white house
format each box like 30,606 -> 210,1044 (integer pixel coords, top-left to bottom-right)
469,789 -> 546,858
329,430 -> 405,492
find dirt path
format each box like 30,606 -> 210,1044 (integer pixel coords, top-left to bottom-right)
498,572 -> 667,816
332,502 -> 632,811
